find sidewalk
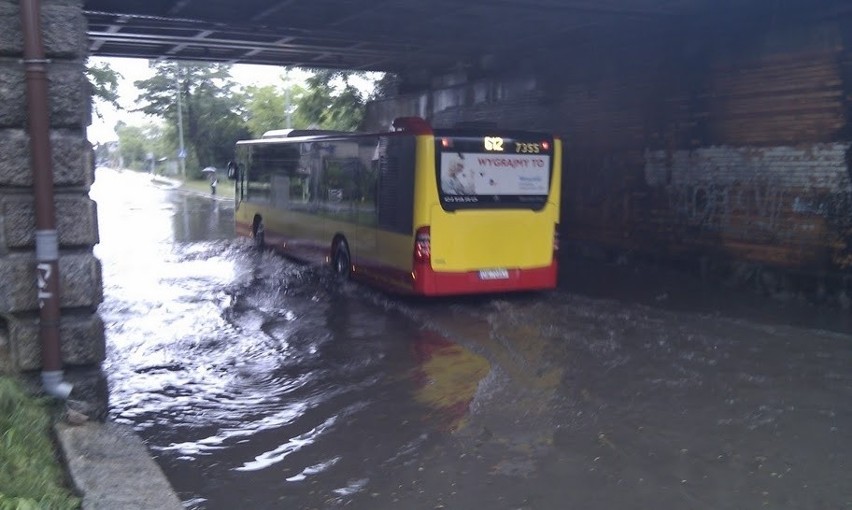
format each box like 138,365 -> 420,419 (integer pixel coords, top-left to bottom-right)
150,172 -> 234,202
149,174 -> 182,189
56,422 -> 183,510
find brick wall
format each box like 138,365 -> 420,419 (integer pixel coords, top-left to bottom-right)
642,144 -> 851,269
561,23 -> 852,276
366,17 -> 852,297
0,0 -> 105,379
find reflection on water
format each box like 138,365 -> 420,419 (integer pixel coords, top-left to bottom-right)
170,194 -> 234,242
91,168 -> 852,509
91,168 -> 489,508
411,330 -> 490,431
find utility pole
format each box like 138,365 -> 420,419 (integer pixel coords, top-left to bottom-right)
175,61 -> 186,178
283,68 -> 292,129
285,87 -> 292,129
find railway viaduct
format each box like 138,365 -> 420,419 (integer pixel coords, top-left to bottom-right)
1,0 -> 851,402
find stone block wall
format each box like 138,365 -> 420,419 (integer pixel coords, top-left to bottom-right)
0,0 -> 104,376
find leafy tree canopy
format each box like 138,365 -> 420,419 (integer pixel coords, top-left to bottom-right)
115,121 -> 165,171
86,60 -> 122,118
134,61 -> 249,177
243,83 -> 311,138
296,70 -> 367,131
132,63 -> 382,176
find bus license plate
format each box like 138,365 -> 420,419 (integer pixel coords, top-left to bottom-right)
478,269 -> 509,280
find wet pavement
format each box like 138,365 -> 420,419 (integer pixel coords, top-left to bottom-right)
91,168 -> 852,509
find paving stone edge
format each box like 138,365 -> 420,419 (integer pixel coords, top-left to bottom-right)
55,421 -> 184,510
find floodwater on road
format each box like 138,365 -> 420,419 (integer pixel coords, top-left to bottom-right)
91,168 -> 852,509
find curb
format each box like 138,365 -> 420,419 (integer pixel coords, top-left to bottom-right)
56,421 -> 183,510
150,175 -> 182,188
149,174 -> 235,202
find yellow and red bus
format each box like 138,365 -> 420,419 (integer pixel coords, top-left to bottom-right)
228,117 -> 561,296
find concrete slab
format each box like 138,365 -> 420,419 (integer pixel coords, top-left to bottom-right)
55,421 -> 183,510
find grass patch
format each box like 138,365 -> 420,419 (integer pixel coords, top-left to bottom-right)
0,376 -> 79,510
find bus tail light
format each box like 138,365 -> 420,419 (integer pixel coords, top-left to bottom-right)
414,226 -> 431,263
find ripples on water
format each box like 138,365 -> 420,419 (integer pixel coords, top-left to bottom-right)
91,170 -> 446,507
95,169 -> 852,509
101,227 -> 458,508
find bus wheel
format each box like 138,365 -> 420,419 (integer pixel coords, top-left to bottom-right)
333,240 -> 351,280
252,218 -> 265,250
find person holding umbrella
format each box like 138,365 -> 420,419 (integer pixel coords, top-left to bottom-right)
202,167 -> 218,196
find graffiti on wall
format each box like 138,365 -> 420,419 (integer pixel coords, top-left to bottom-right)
644,143 -> 852,264
663,177 -> 789,239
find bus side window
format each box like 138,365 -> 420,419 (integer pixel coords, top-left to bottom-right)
351,137 -> 378,226
307,144 -> 322,212
376,136 -> 415,234
288,171 -> 309,206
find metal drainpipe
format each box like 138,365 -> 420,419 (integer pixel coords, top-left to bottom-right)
20,0 -> 72,399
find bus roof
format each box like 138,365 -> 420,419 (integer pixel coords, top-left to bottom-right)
237,118 -> 556,146
261,128 -> 350,139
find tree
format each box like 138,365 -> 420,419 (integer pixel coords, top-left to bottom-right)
295,70 -> 367,131
244,83 -> 314,137
369,73 -> 398,100
133,61 -> 249,178
244,85 -> 283,138
86,59 -> 122,118
115,121 -> 165,171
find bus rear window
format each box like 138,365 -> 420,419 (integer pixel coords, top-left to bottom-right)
436,134 -> 553,211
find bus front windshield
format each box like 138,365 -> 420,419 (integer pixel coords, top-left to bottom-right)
435,133 -> 554,211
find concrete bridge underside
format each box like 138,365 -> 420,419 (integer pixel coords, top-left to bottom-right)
3,0 -> 852,401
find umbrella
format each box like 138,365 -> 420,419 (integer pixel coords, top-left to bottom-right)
201,166 -> 217,174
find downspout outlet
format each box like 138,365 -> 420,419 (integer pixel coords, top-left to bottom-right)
42,370 -> 72,399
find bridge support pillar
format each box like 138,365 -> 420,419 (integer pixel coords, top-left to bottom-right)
0,0 -> 107,417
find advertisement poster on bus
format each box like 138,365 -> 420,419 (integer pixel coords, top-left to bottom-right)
440,152 -> 550,196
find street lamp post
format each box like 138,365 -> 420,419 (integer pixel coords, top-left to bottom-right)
175,62 -> 186,178
285,86 -> 291,129
283,68 -> 292,129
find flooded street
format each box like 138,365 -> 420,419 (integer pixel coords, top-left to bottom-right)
91,168 -> 852,509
